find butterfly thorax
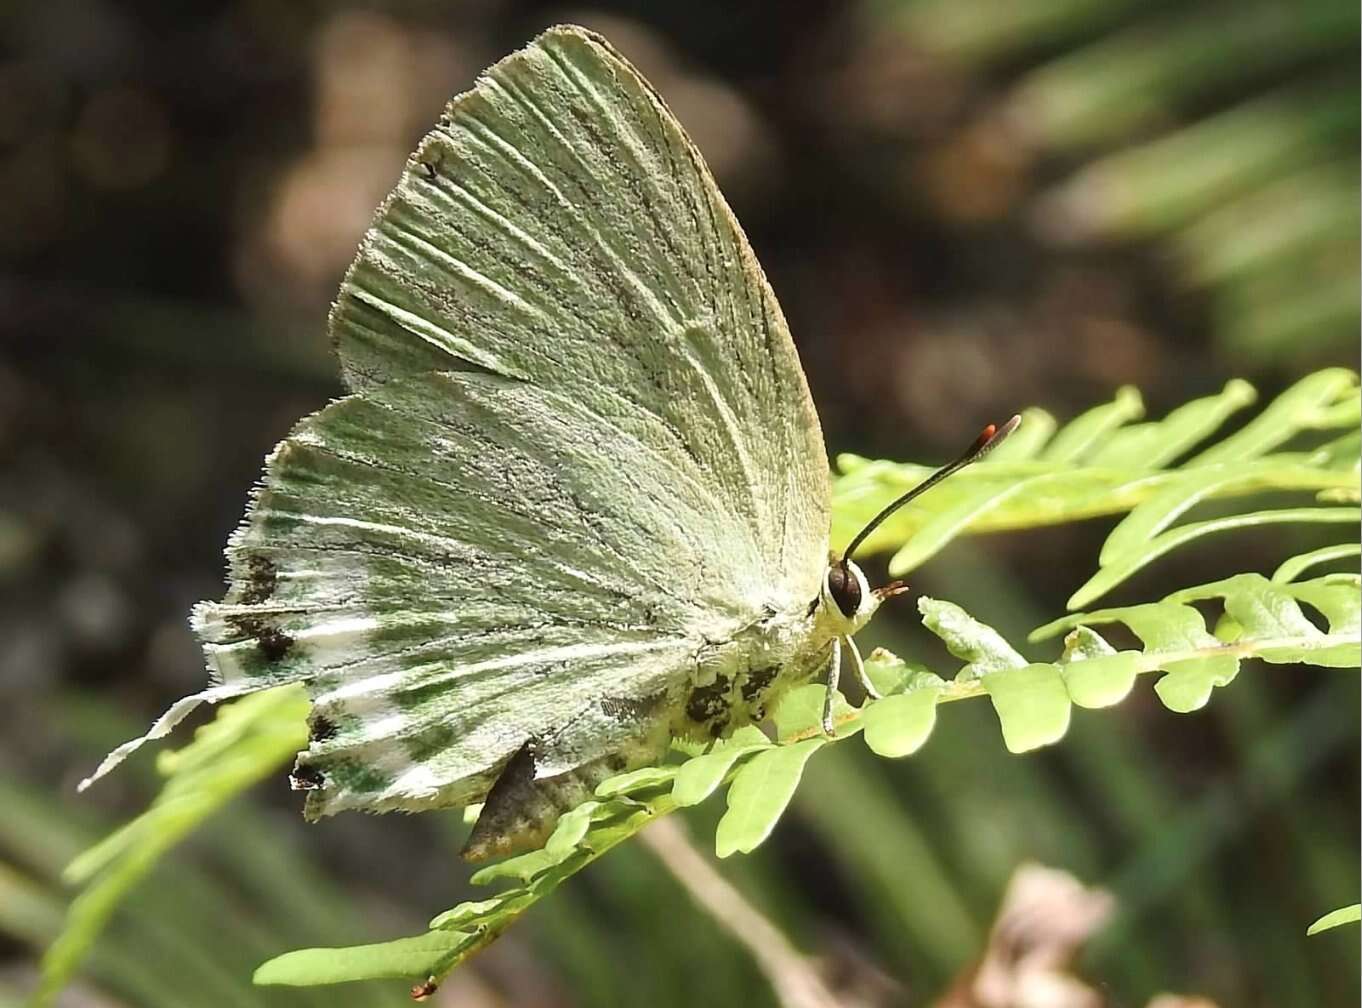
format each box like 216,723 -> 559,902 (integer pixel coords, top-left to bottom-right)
676,559 -> 880,740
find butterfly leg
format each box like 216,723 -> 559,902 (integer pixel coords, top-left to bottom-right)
821,636 -> 842,736
845,635 -> 881,701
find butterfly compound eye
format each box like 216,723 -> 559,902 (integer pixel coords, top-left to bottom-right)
826,562 -> 861,618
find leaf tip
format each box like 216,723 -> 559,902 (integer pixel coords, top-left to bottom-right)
1222,378 -> 1257,406
1307,903 -> 1361,935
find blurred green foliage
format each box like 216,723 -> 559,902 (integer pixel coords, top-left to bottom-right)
885,0 -> 1359,365
2,1 -> 1358,1006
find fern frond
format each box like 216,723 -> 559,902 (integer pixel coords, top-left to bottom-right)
884,0 -> 1359,361
36,687 -> 309,1007
1032,572 -> 1361,709
50,372 -> 1359,1001
254,571 -> 1358,993
1272,543 -> 1361,583
833,369 -> 1359,606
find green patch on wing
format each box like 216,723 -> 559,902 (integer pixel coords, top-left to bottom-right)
405,725 -> 458,765
322,760 -> 395,796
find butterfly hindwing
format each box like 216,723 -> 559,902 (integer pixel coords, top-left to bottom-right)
198,370 -> 711,821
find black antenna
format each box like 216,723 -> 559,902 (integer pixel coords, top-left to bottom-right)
841,415 -> 1022,565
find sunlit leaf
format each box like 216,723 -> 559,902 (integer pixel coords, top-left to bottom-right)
982,664 -> 1072,752
1272,543 -> 1361,583
38,688 -> 307,1008
834,371 -> 1359,588
671,729 -> 772,807
1189,369 -> 1358,465
1058,627 -> 1140,708
593,766 -> 679,799
1069,506 -> 1359,609
1040,385 -> 1145,462
772,683 -> 858,740
919,598 -> 1028,679
1307,904 -> 1361,935
862,687 -> 943,758
255,931 -> 471,986
714,739 -> 827,858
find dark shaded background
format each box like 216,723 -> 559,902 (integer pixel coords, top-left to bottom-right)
2,1 -> 1357,1005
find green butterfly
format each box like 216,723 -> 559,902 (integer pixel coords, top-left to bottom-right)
84,25 -> 1013,860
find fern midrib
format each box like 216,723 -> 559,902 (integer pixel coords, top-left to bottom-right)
794,629 -> 1357,733
835,463 -> 1356,549
426,801 -> 679,979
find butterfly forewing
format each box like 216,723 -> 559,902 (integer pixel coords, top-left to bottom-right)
87,26 -> 830,853
331,26 -> 828,580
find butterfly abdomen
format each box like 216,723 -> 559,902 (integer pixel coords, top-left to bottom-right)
462,743 -> 636,861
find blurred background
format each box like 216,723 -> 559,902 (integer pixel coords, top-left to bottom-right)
1,1 -> 1357,1005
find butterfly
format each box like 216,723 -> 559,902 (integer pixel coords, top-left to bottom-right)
83,25 -> 1015,860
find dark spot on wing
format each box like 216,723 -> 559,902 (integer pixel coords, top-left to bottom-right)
742,664 -> 780,702
227,614 -> 295,663
308,714 -> 338,744
686,675 -> 731,725
238,554 -> 278,604
256,626 -> 294,661
601,690 -> 666,724
290,764 -> 324,790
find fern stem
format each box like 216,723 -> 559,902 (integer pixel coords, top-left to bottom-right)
785,630 -> 1359,740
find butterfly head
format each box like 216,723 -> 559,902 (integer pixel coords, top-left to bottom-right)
820,558 -> 879,635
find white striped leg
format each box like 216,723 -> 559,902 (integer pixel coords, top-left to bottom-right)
821,636 -> 842,736
845,635 -> 881,701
